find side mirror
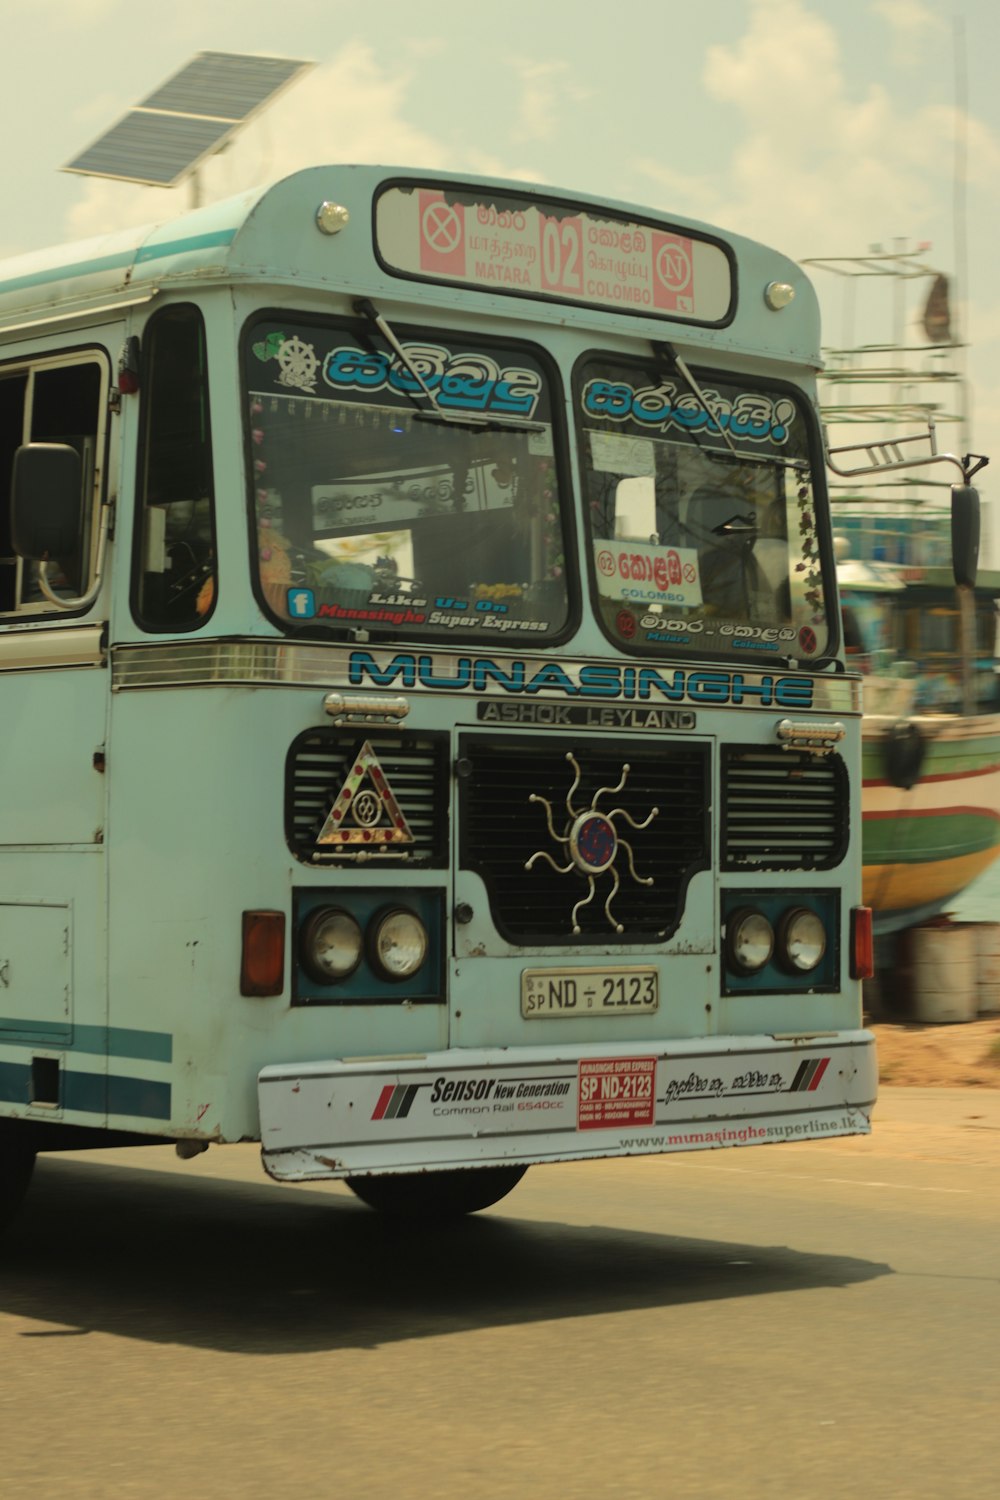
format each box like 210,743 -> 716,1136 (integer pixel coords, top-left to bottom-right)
11,443 -> 84,562
951,484 -> 980,589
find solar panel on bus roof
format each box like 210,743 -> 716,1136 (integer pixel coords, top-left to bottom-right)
139,52 -> 310,123
65,112 -> 235,187
62,51 -> 312,188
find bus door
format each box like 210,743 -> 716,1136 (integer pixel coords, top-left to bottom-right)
0,345 -> 111,1118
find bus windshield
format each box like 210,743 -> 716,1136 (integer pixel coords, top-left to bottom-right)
246,318 -> 571,640
577,356 -> 833,662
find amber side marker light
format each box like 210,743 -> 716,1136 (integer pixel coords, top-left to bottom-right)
850,905 -> 874,981
241,910 -> 286,996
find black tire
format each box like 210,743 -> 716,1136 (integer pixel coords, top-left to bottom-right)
346,1164 -> 527,1218
0,1135 -> 36,1231
885,719 -> 926,790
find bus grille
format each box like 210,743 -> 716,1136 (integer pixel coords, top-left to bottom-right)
459,735 -> 710,944
720,745 -> 848,870
286,729 -> 449,865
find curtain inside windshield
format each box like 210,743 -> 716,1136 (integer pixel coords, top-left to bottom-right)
246,320 -> 570,641
577,358 -> 831,662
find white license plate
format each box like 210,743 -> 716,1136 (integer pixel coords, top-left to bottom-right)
521,966 -> 659,1018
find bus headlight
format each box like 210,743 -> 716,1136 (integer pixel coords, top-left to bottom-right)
777,907 -> 827,973
726,908 -> 774,974
369,907 -> 428,982
300,907 -> 363,983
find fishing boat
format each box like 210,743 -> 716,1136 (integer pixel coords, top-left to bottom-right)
838,551 -> 1000,935
805,246 -> 1000,937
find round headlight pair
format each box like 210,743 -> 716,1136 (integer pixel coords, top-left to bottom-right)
300,906 -> 428,985
726,906 -> 826,975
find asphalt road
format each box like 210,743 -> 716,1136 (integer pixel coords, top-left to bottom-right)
1,1089 -> 998,1500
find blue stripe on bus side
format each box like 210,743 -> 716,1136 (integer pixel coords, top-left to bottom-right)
0,1059 -> 29,1101
0,250 -> 134,294
107,1026 -> 173,1062
134,229 -> 236,263
0,1021 -> 172,1062
0,1060 -> 171,1121
105,1075 -> 172,1121
0,229 -> 237,296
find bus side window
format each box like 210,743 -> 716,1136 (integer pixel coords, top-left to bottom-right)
0,374 -> 27,612
24,363 -> 102,600
0,362 -> 101,613
134,305 -> 217,630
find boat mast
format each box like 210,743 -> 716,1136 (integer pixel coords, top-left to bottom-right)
953,15 -> 976,714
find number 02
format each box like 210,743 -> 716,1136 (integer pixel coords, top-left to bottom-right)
542,220 -> 581,290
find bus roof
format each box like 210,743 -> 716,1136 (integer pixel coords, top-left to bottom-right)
0,164 -> 820,365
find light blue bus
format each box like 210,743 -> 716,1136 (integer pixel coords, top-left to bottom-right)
0,166 -> 877,1222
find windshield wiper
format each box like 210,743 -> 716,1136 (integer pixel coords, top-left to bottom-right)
410,409 -> 545,434
651,340 -> 808,474
354,299 -> 544,433
653,340 -> 740,458
282,617 -> 395,645
713,512 -> 758,538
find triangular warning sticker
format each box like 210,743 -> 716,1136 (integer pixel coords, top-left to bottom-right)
316,741 -> 414,848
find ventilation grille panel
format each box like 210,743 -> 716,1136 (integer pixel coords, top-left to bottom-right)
286,730 -> 448,865
461,735 -> 710,945
721,746 -> 847,871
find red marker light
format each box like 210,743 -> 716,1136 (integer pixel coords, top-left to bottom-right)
851,906 -> 874,981
240,910 -> 286,996
117,335 -> 141,395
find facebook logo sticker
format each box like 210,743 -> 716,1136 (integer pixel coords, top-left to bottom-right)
288,588 -> 316,619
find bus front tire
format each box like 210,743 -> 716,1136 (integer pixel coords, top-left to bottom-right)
346,1164 -> 527,1218
0,1135 -> 36,1230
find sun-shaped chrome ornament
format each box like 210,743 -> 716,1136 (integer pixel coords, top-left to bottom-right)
525,753 -> 660,933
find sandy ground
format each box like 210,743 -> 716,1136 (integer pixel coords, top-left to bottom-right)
870,1012 -> 1000,1088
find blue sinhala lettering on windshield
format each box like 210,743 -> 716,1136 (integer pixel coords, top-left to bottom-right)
581,377 -> 795,445
347,652 -> 815,708
322,342 -> 543,418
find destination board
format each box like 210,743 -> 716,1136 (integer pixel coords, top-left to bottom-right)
375,183 -> 734,324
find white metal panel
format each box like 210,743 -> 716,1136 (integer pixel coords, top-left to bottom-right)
259,1033 -> 876,1180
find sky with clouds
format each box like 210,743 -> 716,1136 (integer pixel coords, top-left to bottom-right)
5,0 -> 1000,554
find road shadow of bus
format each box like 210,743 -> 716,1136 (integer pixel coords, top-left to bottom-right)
1,1156 -> 889,1354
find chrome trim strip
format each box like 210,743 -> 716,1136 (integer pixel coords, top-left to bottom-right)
110,638 -> 862,713
0,291 -> 156,340
0,625 -> 105,673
